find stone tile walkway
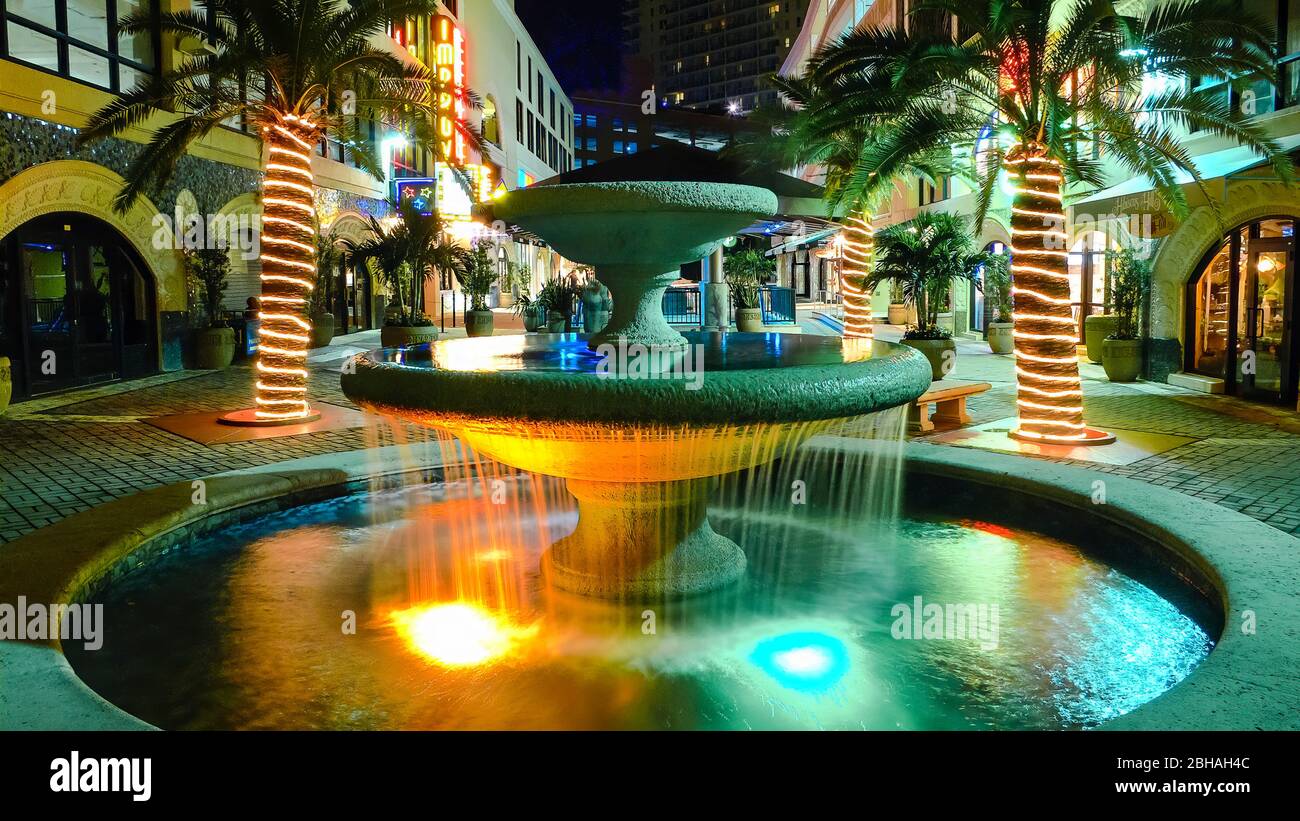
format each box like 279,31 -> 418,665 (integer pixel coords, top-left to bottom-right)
2,327 -> 1299,543
897,329 -> 1300,537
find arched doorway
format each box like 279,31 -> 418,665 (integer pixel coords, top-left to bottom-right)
1186,217 -> 1296,404
1,214 -> 158,398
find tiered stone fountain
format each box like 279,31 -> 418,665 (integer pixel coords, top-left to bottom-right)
342,174 -> 931,598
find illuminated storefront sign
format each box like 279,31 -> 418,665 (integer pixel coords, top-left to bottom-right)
435,14 -> 467,164
395,164 -> 494,219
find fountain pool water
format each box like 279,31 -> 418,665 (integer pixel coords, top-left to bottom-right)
65,462 -> 1214,730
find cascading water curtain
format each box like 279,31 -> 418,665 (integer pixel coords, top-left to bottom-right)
255,113 -> 320,422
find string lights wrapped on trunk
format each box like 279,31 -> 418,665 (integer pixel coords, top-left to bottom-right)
221,113 -> 322,426
839,208 -> 875,340
1004,139 -> 1112,445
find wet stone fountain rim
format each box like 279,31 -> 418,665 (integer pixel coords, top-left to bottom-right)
490,180 -> 780,220
2,441 -> 1296,729
341,337 -> 934,427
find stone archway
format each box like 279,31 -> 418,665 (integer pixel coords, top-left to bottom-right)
0,160 -> 180,310
1150,179 -> 1300,339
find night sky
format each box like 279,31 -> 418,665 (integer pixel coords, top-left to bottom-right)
514,0 -> 626,93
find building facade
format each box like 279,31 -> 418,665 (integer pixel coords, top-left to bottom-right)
571,90 -> 758,168
782,0 -> 1300,411
623,0 -> 809,112
0,0 -> 573,403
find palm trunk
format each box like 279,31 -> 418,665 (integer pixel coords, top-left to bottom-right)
840,207 -> 874,339
1005,140 -> 1087,442
255,113 -> 319,421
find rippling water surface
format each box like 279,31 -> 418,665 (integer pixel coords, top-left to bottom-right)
68,470 -> 1212,730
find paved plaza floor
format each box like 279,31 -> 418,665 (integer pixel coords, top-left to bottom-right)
3,327 -> 1300,543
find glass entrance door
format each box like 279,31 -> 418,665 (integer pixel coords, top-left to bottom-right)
21,238 -> 78,394
7,216 -> 157,397
1241,238 -> 1293,401
1189,218 -> 1297,406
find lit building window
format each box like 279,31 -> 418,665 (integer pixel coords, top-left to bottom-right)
3,0 -> 158,92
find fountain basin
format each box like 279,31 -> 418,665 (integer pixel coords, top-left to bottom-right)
491,182 -> 777,350
342,333 -> 932,597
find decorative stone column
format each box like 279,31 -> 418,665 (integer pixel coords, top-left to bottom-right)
702,245 -> 730,331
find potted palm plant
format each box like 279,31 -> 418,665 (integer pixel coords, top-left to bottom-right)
983,252 -> 1014,354
726,248 -> 771,332
458,244 -> 498,337
537,276 -> 581,333
345,213 -> 433,349
887,280 -> 908,325
868,212 -> 990,380
310,226 -> 341,349
1102,248 -> 1151,383
186,247 -> 236,370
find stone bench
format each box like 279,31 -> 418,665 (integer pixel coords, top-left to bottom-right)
908,379 -> 992,433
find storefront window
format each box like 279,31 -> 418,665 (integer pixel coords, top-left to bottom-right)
1189,218 -> 1296,403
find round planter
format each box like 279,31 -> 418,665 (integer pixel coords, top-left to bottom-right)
309,313 -> 335,349
545,311 -> 567,334
0,356 -> 11,416
1102,337 -> 1143,383
465,309 -> 495,338
522,304 -> 547,333
887,304 -> 908,325
1084,314 -> 1119,363
987,322 -> 1014,355
902,337 -> 957,381
735,307 -> 764,332
380,325 -> 439,349
194,326 -> 235,370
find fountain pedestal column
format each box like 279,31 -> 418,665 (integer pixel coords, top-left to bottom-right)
588,265 -> 689,352
546,477 -> 745,598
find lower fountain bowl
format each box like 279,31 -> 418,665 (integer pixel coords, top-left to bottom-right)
341,332 -> 932,597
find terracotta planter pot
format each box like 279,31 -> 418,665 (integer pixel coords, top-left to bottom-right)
902,337 -> 957,380
735,307 -> 764,332
194,326 -> 235,370
987,322 -> 1014,354
309,313 -> 335,349
1102,337 -> 1143,382
465,309 -> 495,338
380,325 -> 439,349
0,356 -> 11,416
1084,315 -> 1118,363
887,303 -> 908,325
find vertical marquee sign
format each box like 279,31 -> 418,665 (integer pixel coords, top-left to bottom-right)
435,14 -> 467,164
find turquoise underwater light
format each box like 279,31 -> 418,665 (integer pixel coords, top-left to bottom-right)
749,631 -> 850,694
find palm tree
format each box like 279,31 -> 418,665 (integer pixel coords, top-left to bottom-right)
735,28 -> 951,339
800,0 -> 1289,443
78,0 -> 457,423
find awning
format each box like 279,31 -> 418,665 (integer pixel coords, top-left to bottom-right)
764,226 -> 840,257
1072,133 -> 1300,221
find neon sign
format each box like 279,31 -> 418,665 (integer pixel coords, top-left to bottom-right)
435,14 -> 467,164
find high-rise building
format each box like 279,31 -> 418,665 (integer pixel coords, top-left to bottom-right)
623,0 -> 809,112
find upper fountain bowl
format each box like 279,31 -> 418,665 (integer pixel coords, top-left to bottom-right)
492,181 -> 777,269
